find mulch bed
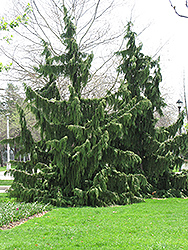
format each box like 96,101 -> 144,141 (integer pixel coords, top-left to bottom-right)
0,211 -> 48,230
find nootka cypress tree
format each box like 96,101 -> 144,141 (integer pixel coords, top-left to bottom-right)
2,11 -> 188,206
116,22 -> 188,197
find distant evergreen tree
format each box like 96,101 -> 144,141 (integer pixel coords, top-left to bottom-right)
2,8 -> 188,206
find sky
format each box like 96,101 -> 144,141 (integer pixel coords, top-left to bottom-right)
0,0 -> 188,108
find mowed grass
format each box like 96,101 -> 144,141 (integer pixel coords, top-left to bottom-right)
0,166 -> 15,171
0,180 -> 13,185
0,193 -> 15,202
0,198 -> 188,249
0,167 -> 8,171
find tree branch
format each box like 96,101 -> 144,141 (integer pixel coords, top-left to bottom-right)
169,0 -> 188,18
32,0 -> 64,47
78,0 -> 101,46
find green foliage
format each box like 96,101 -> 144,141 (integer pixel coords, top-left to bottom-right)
3,8 -> 188,207
116,22 -> 166,115
0,62 -> 12,72
34,6 -> 93,98
0,3 -> 31,71
0,3 -> 32,32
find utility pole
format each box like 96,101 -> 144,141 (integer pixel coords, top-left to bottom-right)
6,113 -> 11,170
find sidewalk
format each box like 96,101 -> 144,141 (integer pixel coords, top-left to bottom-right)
0,171 -> 14,180
0,171 -> 14,193
0,186 -> 11,193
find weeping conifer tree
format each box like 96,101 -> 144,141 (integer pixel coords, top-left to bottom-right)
116,23 -> 188,197
3,7 -> 188,206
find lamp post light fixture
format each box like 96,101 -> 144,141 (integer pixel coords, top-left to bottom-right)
176,99 -> 183,135
176,99 -> 183,115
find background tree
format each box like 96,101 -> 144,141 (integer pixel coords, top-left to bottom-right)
0,7 -> 39,166
0,84 -> 23,166
0,0 -> 126,98
0,83 -> 39,165
168,1 -> 188,160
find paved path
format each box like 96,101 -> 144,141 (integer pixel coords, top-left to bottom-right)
0,186 -> 11,193
0,171 -> 13,193
0,171 -> 14,180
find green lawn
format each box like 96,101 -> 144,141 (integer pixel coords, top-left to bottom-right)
0,166 -> 15,171
0,180 -> 13,185
0,198 -> 188,249
0,167 -> 7,171
0,193 -> 12,202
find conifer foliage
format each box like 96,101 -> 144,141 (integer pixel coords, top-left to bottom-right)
4,7 -> 188,206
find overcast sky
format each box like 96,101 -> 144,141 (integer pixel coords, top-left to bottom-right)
0,0 -> 188,107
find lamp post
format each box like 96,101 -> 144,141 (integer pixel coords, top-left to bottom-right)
176,99 -> 183,134
6,113 -> 11,170
0,88 -> 11,170
176,99 -> 183,171
176,99 -> 183,115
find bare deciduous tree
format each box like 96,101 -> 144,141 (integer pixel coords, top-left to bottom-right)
0,0 -> 127,98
